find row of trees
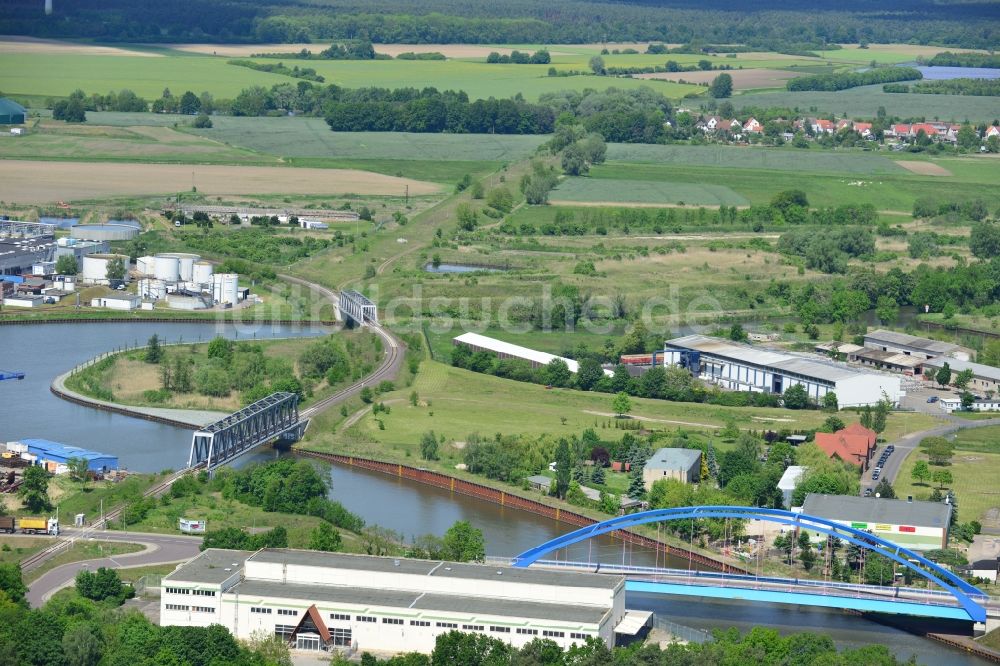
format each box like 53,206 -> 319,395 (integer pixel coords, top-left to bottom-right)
786,67 -> 922,92
325,93 -> 554,135
350,625 -> 922,665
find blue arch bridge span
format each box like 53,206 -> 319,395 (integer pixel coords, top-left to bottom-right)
510,506 -> 991,624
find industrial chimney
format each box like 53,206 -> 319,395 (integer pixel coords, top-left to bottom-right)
44,0 -> 52,15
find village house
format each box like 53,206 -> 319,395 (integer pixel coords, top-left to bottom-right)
814,423 -> 878,471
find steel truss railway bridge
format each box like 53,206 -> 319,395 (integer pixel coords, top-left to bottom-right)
512,506 -> 992,624
187,391 -> 304,472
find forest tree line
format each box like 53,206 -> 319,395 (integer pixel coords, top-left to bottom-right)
2,0 -> 997,48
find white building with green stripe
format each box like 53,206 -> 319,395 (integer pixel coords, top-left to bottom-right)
802,494 -> 951,551
161,548 -> 628,654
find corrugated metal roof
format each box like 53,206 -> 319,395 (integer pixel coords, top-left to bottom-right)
864,329 -> 964,355
923,356 -> 1000,382
666,335 -> 865,383
802,494 -> 951,528
19,438 -> 117,463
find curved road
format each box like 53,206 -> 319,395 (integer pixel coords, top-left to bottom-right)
26,529 -> 202,606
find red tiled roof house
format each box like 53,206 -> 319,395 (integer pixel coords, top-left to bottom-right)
814,423 -> 877,471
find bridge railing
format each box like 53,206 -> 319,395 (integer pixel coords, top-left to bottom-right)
516,559 -> 985,608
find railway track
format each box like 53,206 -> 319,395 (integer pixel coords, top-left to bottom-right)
24,275 -> 401,573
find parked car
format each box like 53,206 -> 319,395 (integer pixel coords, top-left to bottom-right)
928,396 -> 939,403
872,471 -> 880,481
864,488 -> 873,497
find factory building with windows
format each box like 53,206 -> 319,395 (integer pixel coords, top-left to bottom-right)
662,335 -> 902,408
161,549 -> 639,654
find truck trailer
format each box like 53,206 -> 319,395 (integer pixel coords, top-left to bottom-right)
0,516 -> 13,533
17,517 -> 59,535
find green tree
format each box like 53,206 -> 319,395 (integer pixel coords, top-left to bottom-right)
420,431 -> 439,461
960,390 -> 975,411
105,257 -> 126,283
144,334 -> 163,364
921,436 -> 955,466
18,465 -> 51,513
206,336 -> 233,364
441,520 -> 486,562
822,392 -> 839,412
821,415 -> 845,433
956,123 -> 979,150
544,358 -> 572,388
63,622 -> 103,666
875,295 -> 899,325
873,478 -> 896,499
75,567 -> 126,602
0,562 -> 26,602
935,362 -> 952,387
783,384 -> 809,409
591,464 -> 606,485
728,323 -> 748,342
953,369 -> 974,390
576,358 -> 604,391
612,392 -> 632,417
308,522 -> 342,552
932,468 -> 953,489
55,254 -> 78,275
970,222 -> 1000,259
561,142 -> 588,176
588,55 -> 606,75
709,72 -> 733,98
627,468 -> 646,499
67,457 -> 89,487
872,396 -> 889,435
554,438 -> 572,499
910,459 -> 931,485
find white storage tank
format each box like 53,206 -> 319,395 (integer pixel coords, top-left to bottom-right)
138,278 -> 166,300
152,254 -> 180,282
80,253 -> 128,284
176,254 -> 198,281
212,273 -> 239,305
192,261 -> 213,285
136,256 -> 155,275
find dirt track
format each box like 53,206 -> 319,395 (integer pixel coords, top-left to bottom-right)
0,37 -> 160,56
0,160 -> 442,203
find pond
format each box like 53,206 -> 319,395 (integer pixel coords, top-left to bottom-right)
424,262 -> 506,274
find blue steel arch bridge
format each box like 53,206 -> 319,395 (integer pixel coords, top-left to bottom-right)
510,506 -> 991,624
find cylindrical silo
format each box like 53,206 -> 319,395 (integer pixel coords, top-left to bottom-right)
139,278 -> 166,300
136,256 -> 155,275
176,254 -> 198,281
192,261 -> 213,286
81,253 -> 128,284
152,254 -> 180,282
212,273 -> 239,305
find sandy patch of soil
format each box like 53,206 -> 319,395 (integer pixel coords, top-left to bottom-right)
0,36 -> 161,56
896,161 -> 953,176
0,160 -> 443,203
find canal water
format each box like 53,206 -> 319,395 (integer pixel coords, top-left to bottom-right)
0,321 -> 989,664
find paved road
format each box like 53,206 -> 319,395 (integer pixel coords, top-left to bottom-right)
861,390 -> 1000,493
26,529 -> 201,607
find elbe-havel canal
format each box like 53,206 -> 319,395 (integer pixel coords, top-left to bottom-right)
0,321 -> 990,664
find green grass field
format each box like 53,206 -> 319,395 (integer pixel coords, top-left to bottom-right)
605,144 -> 906,175
733,85 -> 1000,123
0,53 -> 702,102
185,117 -> 547,161
950,425 -> 1000,454
551,177 -> 749,206
894,446 -> 1000,524
588,161 -> 1000,211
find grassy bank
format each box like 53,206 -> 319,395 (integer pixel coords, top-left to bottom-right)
63,330 -> 382,412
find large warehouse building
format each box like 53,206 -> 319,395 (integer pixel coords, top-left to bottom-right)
453,332 -> 612,377
802,494 -> 951,551
161,549 -> 639,654
661,335 -> 902,407
863,329 -> 972,362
